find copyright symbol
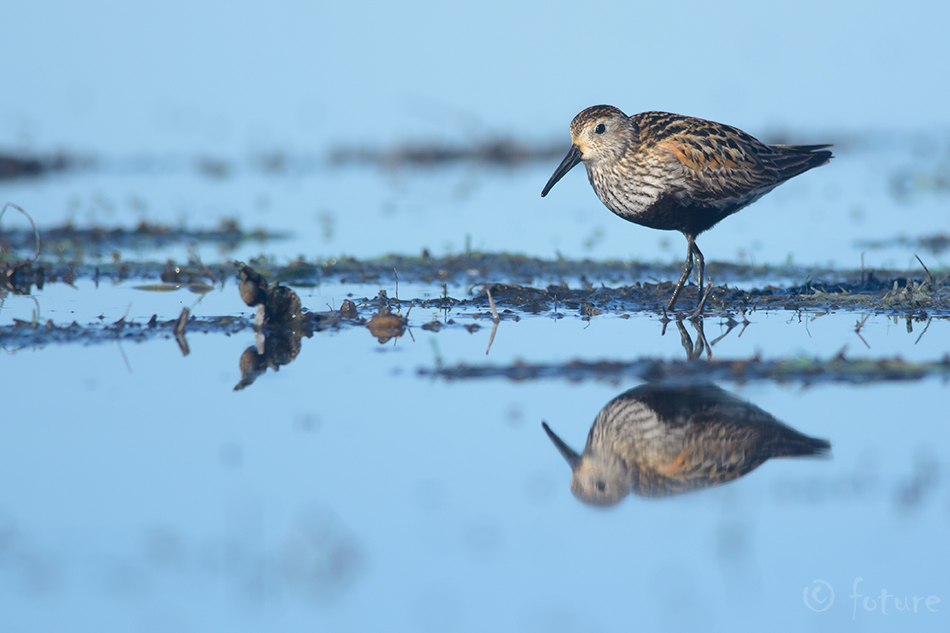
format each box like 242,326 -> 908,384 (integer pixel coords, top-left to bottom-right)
803,579 -> 835,612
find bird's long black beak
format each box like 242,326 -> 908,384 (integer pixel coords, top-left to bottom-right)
541,144 -> 583,197
542,422 -> 582,471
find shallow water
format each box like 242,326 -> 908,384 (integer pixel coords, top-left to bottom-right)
2,308 -> 948,632
5,160 -> 950,633
4,2 -> 950,632
3,258 -> 950,633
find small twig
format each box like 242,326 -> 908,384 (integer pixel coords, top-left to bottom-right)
485,320 -> 499,355
855,330 -> 871,349
914,318 -> 932,345
853,314 -> 871,349
174,307 -> 191,356
116,340 -> 133,373
394,268 -> 399,301
112,303 -> 133,329
737,320 -> 750,339
1,203 -> 41,263
854,313 -> 870,333
708,320 -> 738,348
914,254 -> 934,287
192,253 -> 219,286
174,307 -> 190,336
486,287 -> 500,322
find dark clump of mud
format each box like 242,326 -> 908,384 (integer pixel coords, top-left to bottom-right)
237,263 -> 308,329
233,263 -> 360,390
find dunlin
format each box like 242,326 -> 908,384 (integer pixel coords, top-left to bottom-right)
542,383 -> 830,505
542,105 -> 832,314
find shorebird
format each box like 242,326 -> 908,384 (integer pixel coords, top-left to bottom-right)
542,383 -> 830,505
541,105 -> 832,315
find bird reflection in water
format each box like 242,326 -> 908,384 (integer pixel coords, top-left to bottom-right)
542,383 -> 830,506
665,315 -> 749,360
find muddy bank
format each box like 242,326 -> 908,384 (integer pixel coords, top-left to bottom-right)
0,152 -> 80,179
0,137 -> 564,183
7,252 -> 948,318
0,220 -> 287,259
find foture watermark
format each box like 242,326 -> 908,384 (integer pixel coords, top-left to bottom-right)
803,579 -> 835,612
803,578 -> 941,619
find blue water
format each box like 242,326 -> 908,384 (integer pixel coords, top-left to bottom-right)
2,2 -> 949,632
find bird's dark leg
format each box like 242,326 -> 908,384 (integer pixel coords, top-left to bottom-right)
688,241 -> 711,318
692,241 -> 704,294
667,235 -> 695,312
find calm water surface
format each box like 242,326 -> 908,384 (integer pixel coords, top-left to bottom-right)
3,2 -> 950,632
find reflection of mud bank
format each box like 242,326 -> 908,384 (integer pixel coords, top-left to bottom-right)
4,307 -> 949,387
421,355 -> 950,385
0,314 -> 251,349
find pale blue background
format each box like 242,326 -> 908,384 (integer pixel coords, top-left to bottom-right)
4,1 -> 949,271
2,2 -> 949,633
3,1 -> 949,154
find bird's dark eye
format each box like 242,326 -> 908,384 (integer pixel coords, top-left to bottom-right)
595,123 -> 606,134
596,481 -> 606,492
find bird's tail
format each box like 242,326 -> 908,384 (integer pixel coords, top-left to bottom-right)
770,430 -> 832,458
770,144 -> 833,179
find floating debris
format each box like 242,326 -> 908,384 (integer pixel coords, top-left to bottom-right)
339,299 -> 359,320
366,306 -> 408,344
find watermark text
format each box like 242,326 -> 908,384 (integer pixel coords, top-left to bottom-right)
802,578 -> 941,619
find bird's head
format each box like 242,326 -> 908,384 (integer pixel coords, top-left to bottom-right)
542,421 -> 629,507
541,105 -> 633,197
